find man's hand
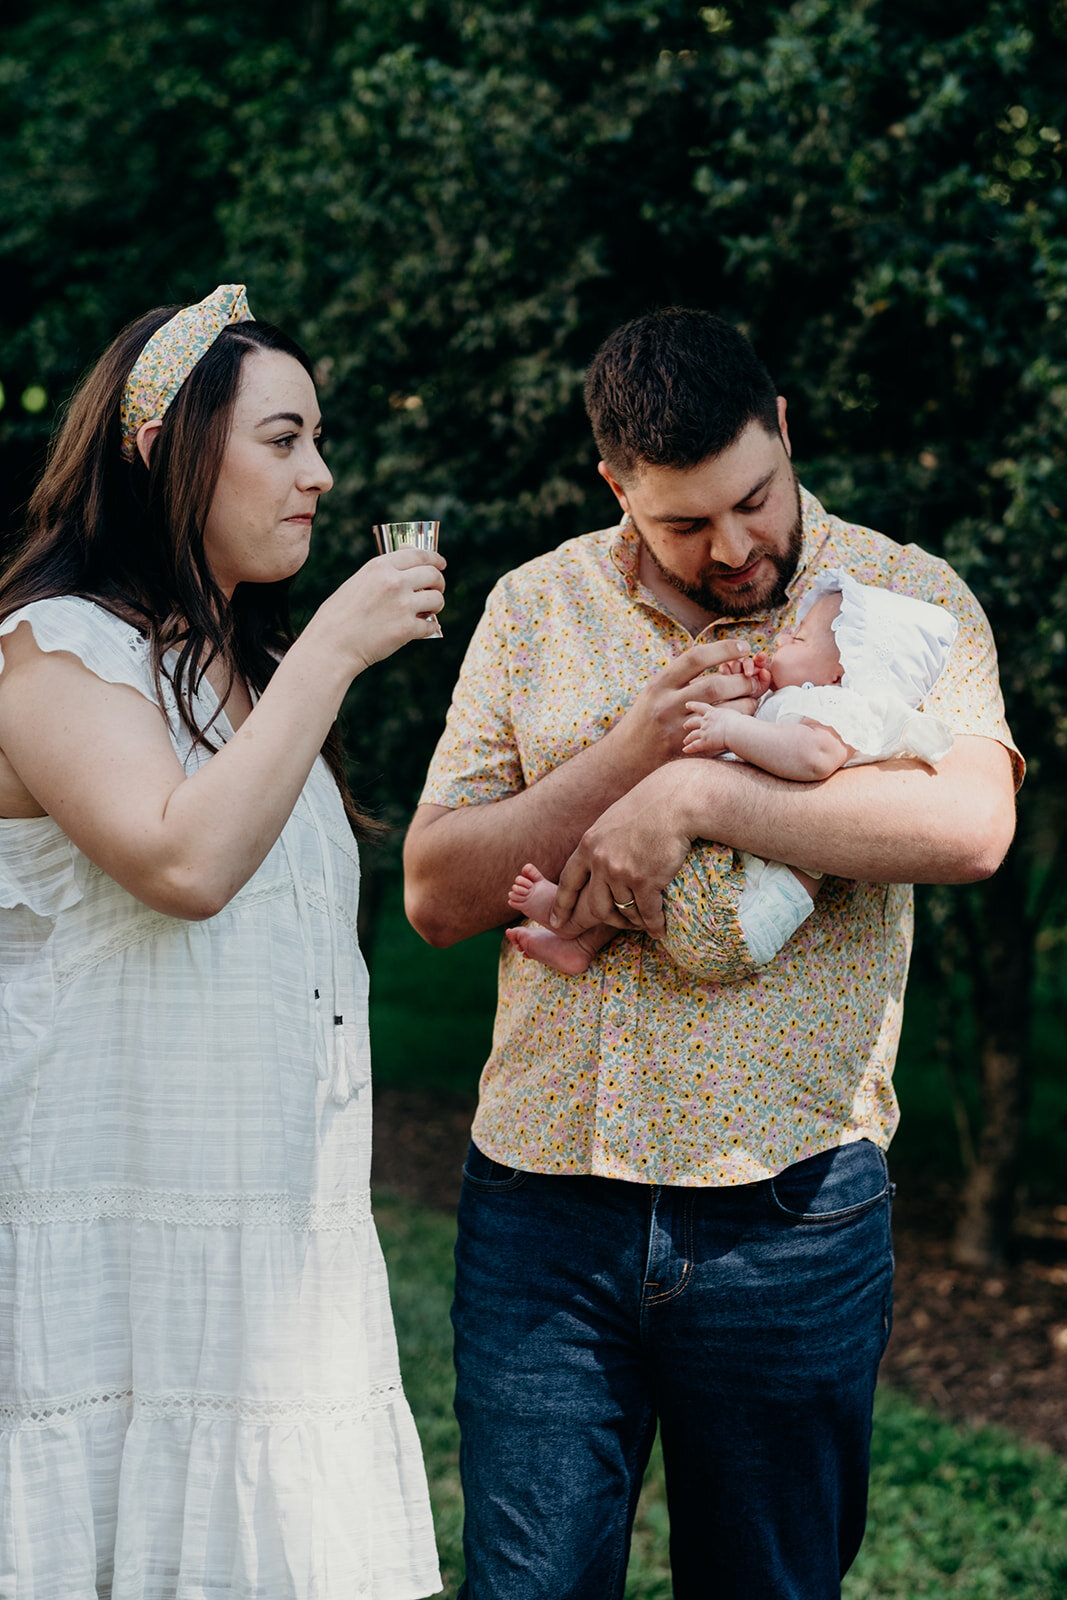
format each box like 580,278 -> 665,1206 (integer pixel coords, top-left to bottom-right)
605,639 -> 763,777
549,762 -> 703,941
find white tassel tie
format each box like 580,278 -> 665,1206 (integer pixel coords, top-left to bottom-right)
327,1017 -> 371,1106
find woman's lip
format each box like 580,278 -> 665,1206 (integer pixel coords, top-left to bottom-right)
285,514 -> 314,523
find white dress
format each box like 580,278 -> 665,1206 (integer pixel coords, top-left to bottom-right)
754,680 -> 954,766
0,598 -> 440,1600
731,681 -> 955,966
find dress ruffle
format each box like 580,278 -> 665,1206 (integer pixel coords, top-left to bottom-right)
0,597 -> 158,708
3,1400 -> 438,1600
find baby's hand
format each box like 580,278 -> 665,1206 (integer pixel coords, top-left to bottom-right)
719,650 -> 771,695
682,701 -> 731,755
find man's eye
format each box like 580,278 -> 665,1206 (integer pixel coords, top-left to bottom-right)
737,495 -> 768,514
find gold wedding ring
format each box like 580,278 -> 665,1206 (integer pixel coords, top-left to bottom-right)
613,898 -> 637,910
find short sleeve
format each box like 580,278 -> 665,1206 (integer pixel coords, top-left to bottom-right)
893,553 -> 1024,788
0,596 -> 159,707
420,580 -> 525,808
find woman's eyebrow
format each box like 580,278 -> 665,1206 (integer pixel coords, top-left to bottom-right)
255,411 -> 305,428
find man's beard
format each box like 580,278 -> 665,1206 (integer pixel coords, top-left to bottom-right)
636,471 -> 804,619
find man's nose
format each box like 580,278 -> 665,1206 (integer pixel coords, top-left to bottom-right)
707,516 -> 754,568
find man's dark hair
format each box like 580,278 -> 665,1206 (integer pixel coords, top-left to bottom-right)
584,307 -> 780,481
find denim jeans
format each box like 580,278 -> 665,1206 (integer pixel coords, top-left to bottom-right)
452,1139 -> 894,1600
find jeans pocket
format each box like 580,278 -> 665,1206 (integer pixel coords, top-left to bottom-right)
461,1140 -> 530,1192
769,1140 -> 890,1223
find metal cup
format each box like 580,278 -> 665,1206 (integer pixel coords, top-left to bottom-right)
372,519 -> 440,554
372,520 -> 442,634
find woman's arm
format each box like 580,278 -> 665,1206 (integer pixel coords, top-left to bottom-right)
0,549 -> 444,918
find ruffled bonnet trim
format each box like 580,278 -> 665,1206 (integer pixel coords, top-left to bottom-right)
796,567 -> 959,706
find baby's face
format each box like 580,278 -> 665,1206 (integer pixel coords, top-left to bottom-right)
770,593 -> 844,690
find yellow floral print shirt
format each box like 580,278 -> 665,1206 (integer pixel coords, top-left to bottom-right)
420,487 -> 1022,1186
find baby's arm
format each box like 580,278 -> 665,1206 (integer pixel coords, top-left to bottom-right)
682,704 -> 854,782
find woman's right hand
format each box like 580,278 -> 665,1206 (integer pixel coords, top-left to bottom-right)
311,546 -> 447,676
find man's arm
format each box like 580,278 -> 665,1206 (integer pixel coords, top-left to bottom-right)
550,734 -> 1016,939
404,640 -> 759,946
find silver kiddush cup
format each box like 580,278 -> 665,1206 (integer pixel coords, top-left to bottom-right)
372,520 -> 442,635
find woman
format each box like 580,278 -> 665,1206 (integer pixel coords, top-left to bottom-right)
0,287 -> 444,1598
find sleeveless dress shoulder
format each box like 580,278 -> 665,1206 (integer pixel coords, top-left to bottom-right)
0,597 -> 440,1600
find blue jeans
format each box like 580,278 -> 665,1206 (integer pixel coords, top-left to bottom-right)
452,1140 -> 894,1600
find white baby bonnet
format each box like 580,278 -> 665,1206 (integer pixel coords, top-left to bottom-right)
796,567 -> 959,705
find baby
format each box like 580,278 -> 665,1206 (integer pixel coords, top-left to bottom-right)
507,568 -> 959,975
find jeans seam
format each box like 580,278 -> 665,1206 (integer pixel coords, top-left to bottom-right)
646,1194 -> 695,1306
604,1400 -> 655,1600
461,1170 -> 530,1193
769,1187 -> 891,1224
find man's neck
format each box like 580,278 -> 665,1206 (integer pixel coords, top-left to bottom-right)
636,543 -> 726,635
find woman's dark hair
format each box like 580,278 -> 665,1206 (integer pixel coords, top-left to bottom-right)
0,306 -> 374,834
584,307 -> 781,482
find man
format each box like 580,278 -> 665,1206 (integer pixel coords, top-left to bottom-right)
404,309 -> 1019,1599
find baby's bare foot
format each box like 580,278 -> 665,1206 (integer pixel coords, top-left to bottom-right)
506,862 -> 560,929
506,924 -> 592,975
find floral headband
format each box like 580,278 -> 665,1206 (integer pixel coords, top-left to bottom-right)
119,284 -> 255,461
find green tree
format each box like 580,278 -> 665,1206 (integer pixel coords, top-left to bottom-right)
2,0 -> 1063,1263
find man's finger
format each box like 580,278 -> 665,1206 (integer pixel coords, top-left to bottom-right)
683,670 -> 758,707
550,854 -> 588,928
660,639 -> 750,685
627,885 -> 666,940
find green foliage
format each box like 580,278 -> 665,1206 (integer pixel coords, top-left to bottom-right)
3,0 -> 1064,827
368,877 -> 498,1093
377,1192 -> 1067,1598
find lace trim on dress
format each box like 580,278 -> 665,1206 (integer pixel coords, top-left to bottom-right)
303,882 -> 359,946
0,1187 -> 373,1229
0,1389 -> 134,1430
0,1379 -> 405,1432
53,877 -> 291,987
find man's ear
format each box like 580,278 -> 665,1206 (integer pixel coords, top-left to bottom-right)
597,460 -> 630,516
135,418 -> 163,468
776,395 -> 791,459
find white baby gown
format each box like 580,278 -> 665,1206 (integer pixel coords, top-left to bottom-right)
754,681 -> 954,766
0,598 -> 440,1600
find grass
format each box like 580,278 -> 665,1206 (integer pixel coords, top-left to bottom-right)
377,1194 -> 1067,1600
368,886 -> 497,1098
